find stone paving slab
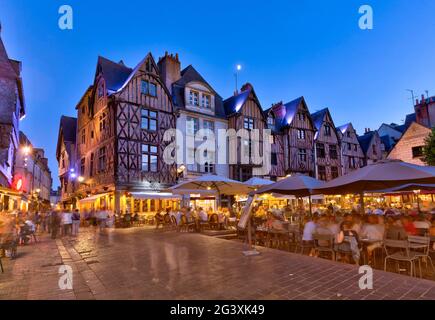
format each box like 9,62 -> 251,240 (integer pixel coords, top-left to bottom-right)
1,227 -> 435,300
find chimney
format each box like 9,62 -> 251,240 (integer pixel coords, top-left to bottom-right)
158,52 -> 181,95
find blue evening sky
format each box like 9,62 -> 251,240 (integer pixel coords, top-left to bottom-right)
1,0 -> 435,188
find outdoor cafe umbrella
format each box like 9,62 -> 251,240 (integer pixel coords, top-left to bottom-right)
167,175 -> 255,196
243,177 -> 274,188
252,174 -> 325,214
313,160 -> 435,212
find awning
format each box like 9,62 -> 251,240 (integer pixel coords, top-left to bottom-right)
130,192 -> 182,200
79,192 -> 112,204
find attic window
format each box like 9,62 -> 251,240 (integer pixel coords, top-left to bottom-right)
298,113 -> 306,121
189,90 -> 199,106
145,59 -> 153,72
141,80 -> 157,97
324,125 -> 331,136
267,116 -> 275,127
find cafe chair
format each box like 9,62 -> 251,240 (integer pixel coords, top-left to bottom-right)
313,233 -> 336,261
408,235 -> 434,275
383,239 -> 420,278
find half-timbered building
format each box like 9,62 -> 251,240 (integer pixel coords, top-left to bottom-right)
311,108 -> 342,181
357,130 -> 384,165
269,97 -> 316,177
223,83 -> 272,182
55,116 -> 77,207
73,54 -> 177,214
336,123 -> 365,175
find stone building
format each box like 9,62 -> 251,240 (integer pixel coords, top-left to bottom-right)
14,131 -> 52,211
387,122 -> 431,166
0,25 -> 26,212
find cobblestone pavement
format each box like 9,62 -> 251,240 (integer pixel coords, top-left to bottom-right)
1,227 -> 435,300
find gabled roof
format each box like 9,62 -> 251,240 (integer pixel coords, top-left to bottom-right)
404,113 -> 416,128
380,135 -> 392,152
310,108 -> 329,131
336,123 -> 351,135
172,65 -> 226,118
357,131 -> 377,154
56,115 -> 77,161
272,96 -> 315,131
223,88 -> 252,116
96,56 -> 133,92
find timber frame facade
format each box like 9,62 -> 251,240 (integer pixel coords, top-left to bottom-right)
311,108 -> 342,181
57,51 -> 389,212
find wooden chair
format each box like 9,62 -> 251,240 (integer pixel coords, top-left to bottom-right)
179,215 -> 195,232
209,214 -> 219,230
313,233 -> 336,261
384,239 -> 420,277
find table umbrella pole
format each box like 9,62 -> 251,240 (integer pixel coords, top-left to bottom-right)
308,195 -> 312,215
359,192 -> 365,214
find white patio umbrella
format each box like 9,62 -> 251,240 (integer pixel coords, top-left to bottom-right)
243,177 -> 274,188
168,175 -> 255,196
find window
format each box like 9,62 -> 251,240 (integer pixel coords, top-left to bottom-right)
316,143 -> 325,158
142,144 -> 158,172
244,117 -> 254,130
80,158 -> 85,176
61,154 -> 65,169
189,90 -> 199,106
347,131 -> 351,138
412,146 -> 424,158
202,94 -> 211,109
145,59 -> 153,72
141,109 -> 157,131
297,129 -> 306,140
269,134 -> 275,144
349,156 -> 356,169
329,145 -> 338,159
331,166 -> 339,179
204,162 -> 214,173
186,117 -> 199,135
141,80 -> 157,97
354,144 -> 358,151
240,168 -> 252,182
298,113 -> 306,121
99,113 -> 107,132
91,131 -> 94,139
98,147 -> 107,172
271,153 -> 278,166
348,143 -> 352,151
243,140 -> 252,158
372,144 -> 377,155
203,120 -> 214,132
318,166 -> 327,181
324,125 -> 331,136
298,149 -> 307,162
80,129 -> 86,145
90,153 -> 94,177
267,116 -> 275,128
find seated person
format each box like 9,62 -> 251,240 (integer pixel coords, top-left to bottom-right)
335,221 -> 361,264
198,207 -> 208,222
385,216 -> 407,240
360,215 -> 384,264
401,216 -> 417,235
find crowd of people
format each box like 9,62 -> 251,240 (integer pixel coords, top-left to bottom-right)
250,203 -> 435,265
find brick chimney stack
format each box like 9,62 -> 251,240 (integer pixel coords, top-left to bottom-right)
158,52 -> 181,95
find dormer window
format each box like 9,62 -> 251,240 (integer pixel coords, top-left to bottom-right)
244,117 -> 254,130
189,90 -> 199,106
202,94 -> 211,109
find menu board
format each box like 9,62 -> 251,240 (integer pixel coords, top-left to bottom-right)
237,195 -> 255,230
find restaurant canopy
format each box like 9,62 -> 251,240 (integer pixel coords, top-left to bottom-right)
314,160 -> 435,195
167,175 -> 254,196
370,183 -> 435,194
129,192 -> 182,200
252,174 -> 325,197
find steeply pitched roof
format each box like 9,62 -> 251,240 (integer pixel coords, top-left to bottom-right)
336,123 -> 351,134
223,89 -> 251,116
273,97 -> 312,131
172,65 -> 226,118
60,116 -> 77,143
97,56 -> 132,92
380,135 -> 392,152
404,113 -> 416,128
310,108 -> 328,131
357,131 -> 376,154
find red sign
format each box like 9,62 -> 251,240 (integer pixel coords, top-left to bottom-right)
13,176 -> 23,192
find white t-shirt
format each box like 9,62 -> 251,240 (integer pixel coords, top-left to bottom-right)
62,212 -> 72,224
361,224 -> 384,241
302,221 -> 317,241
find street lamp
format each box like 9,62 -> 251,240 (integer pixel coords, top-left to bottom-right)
22,145 -> 31,155
235,64 -> 242,93
78,176 -> 85,183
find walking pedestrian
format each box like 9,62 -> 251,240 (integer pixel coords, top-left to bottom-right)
62,210 -> 73,236
50,211 -> 61,239
72,210 -> 81,236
